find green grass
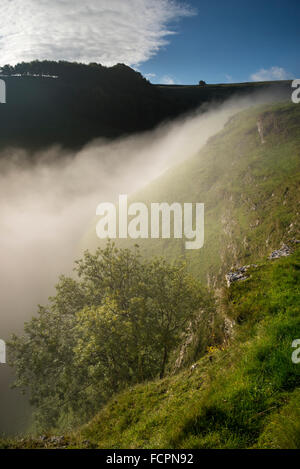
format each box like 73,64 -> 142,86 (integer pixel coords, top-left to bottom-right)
65,246 -> 299,449
5,247 -> 296,449
257,388 -> 300,448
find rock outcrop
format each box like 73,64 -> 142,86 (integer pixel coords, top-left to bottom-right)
257,118 -> 266,144
226,242 -> 294,287
268,244 -> 291,260
225,264 -> 257,287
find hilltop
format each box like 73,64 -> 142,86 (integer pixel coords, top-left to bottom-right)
0,60 -> 292,151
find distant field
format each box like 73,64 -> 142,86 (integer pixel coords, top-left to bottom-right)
154,80 -> 292,113
155,80 -> 292,87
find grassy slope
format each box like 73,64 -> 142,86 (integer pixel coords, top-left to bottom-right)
1,247 -> 299,449
76,101 -> 300,449
72,246 -> 300,449
87,101 -> 300,289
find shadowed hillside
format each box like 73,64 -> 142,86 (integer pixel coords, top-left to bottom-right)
0,60 -> 292,151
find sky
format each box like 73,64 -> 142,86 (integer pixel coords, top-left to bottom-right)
0,0 -> 299,84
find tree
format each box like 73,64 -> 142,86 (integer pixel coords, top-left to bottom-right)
8,243 -> 211,429
199,80 -> 206,86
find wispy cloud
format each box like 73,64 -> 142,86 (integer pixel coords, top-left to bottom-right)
0,0 -> 195,67
160,75 -> 176,84
225,74 -> 233,83
250,66 -> 293,81
144,73 -> 157,81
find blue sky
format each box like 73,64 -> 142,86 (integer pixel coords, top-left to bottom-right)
139,0 -> 300,84
0,0 -> 299,85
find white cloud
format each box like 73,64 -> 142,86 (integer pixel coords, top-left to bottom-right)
250,66 -> 293,82
144,73 -> 157,80
161,75 -> 176,84
0,0 -> 195,67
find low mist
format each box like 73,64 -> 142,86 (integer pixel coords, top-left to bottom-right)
0,90 -> 286,433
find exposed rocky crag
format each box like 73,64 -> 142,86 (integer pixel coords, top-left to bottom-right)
225,264 -> 257,287
268,243 -> 292,259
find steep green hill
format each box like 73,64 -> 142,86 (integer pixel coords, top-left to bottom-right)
67,101 -> 299,449
1,245 -> 299,449
88,101 -> 300,289
74,247 -> 300,449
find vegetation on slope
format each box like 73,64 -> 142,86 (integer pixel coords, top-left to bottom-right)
68,247 -> 299,449
1,246 -> 299,449
86,101 -> 300,288
7,243 -> 220,432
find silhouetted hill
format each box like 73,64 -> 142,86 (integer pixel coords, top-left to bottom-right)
155,80 -> 292,114
0,61 -> 164,150
0,60 -> 293,151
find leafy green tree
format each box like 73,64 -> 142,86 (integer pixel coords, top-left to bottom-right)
8,243 -> 212,429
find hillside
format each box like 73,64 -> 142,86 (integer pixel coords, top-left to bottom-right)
155,80 -> 291,115
1,245 -> 299,449
87,101 -> 300,289
0,60 -> 292,151
0,61 -> 161,150
73,246 -> 300,449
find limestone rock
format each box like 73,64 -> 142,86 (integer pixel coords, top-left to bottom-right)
268,244 -> 291,260
225,264 -> 257,287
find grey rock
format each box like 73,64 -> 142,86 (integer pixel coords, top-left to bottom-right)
257,119 -> 266,144
225,264 -> 257,287
224,317 -> 235,339
269,244 -> 291,260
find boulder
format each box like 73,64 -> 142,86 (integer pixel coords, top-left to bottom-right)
225,264 -> 257,287
269,244 -> 291,260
